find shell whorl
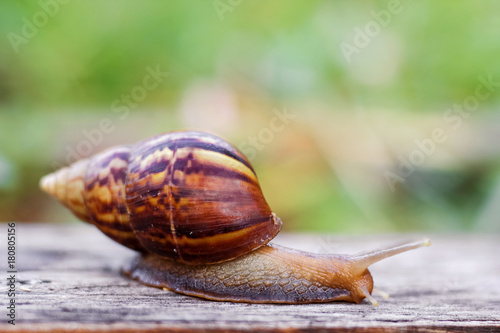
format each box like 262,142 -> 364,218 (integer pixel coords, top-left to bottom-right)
40,146 -> 144,251
40,158 -> 90,223
41,131 -> 282,264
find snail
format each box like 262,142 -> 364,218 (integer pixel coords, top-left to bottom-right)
40,131 -> 430,305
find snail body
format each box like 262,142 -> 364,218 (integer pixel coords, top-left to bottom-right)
124,241 -> 428,304
40,131 -> 430,305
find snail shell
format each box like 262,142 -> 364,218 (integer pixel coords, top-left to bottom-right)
40,131 -> 282,264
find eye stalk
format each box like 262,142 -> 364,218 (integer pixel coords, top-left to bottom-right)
351,239 -> 431,276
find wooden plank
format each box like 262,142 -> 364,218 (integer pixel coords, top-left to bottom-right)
2,223 -> 499,332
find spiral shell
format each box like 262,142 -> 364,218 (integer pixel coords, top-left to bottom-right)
41,131 -> 282,264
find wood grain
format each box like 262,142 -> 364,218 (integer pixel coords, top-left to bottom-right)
2,223 -> 499,332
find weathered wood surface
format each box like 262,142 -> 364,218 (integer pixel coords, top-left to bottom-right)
2,223 -> 499,332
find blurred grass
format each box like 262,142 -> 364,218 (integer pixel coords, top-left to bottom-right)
1,0 -> 500,233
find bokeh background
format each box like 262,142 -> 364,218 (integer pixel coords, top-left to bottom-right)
1,1 -> 499,234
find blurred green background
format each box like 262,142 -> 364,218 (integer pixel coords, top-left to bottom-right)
1,0 -> 499,234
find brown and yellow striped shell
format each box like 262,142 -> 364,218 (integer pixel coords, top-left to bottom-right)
40,131 -> 282,264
